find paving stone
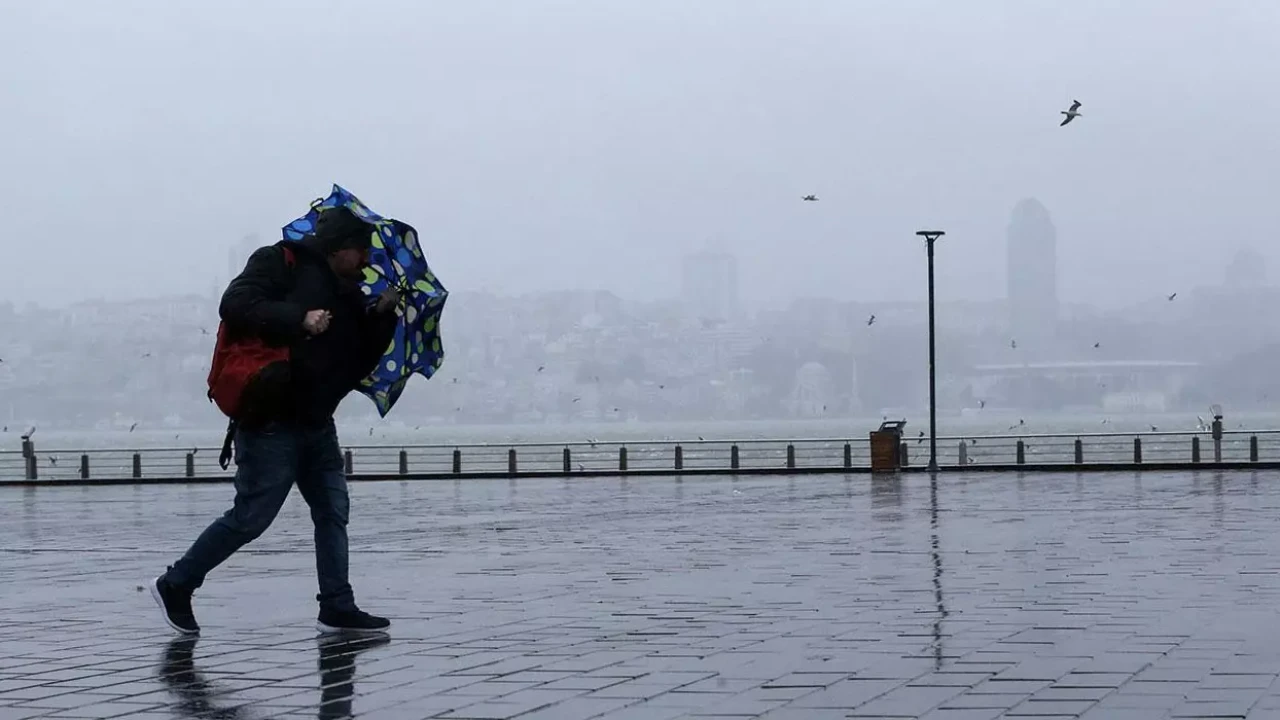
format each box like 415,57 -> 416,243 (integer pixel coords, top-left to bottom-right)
7,472 -> 1280,718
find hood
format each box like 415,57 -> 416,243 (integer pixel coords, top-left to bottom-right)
297,206 -> 373,256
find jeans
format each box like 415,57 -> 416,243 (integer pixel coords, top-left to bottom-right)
163,420 -> 356,612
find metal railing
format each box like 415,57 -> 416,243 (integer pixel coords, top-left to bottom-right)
2,430 -> 1277,485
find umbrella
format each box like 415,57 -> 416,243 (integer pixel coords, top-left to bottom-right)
283,184 -> 448,416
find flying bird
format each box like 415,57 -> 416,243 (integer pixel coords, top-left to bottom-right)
1093,342 -> 1101,349
867,314 -> 876,326
537,365 -> 545,373
1010,339 -> 1017,349
802,195 -> 818,202
141,352 -> 152,359
1167,292 -> 1177,301
978,399 -> 986,409
1060,99 -> 1082,126
200,327 -> 210,336
917,430 -> 926,444
48,456 -> 57,466
1150,425 -> 1159,432
128,423 -> 138,432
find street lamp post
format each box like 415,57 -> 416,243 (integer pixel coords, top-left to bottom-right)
916,230 -> 945,472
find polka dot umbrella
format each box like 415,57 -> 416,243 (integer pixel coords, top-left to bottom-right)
282,184 -> 449,416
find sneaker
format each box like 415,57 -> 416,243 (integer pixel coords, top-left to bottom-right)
150,576 -> 200,636
316,607 -> 391,634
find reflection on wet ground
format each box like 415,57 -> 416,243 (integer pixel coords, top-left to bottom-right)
4,471 -> 1280,718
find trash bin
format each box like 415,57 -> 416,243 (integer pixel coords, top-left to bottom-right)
870,420 -> 906,472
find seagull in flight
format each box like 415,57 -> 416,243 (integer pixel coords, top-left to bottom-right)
802,195 -> 818,202
1093,342 -> 1101,349
1060,99 -> 1082,126
1167,292 -> 1177,301
866,314 -> 876,326
1010,339 -> 1017,349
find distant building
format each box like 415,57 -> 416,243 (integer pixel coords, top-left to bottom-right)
680,251 -> 739,322
227,233 -> 263,284
1224,247 -> 1266,289
1006,198 -> 1059,355
788,361 -> 833,418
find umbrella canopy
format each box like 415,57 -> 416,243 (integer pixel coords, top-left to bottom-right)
283,184 -> 448,416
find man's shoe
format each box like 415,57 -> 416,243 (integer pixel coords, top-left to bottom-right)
316,607 -> 391,634
150,576 -> 199,636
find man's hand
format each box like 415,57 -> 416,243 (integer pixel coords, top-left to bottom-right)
302,309 -> 332,335
375,287 -> 401,314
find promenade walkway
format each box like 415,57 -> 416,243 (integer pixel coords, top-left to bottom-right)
3,471 -> 1280,719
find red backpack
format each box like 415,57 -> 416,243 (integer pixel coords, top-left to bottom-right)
207,247 -> 296,420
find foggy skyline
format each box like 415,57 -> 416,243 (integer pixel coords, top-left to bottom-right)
2,0 -> 1278,311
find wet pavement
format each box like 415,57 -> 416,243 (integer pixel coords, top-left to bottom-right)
4,471 -> 1280,718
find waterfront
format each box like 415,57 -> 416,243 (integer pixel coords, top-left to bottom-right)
8,411 -> 1280,453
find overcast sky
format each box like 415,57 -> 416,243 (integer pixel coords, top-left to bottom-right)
1,0 -> 1277,310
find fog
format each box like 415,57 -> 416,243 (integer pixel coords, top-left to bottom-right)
2,1 -> 1279,434
3,0 -> 1277,307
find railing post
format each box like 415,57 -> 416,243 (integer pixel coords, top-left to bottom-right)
1250,435 -> 1259,462
1015,440 -> 1025,465
21,437 -> 35,480
398,450 -> 408,476
674,445 -> 683,471
452,448 -> 462,474
786,444 -> 796,469
507,448 -> 517,476
185,453 -> 194,478
619,446 -> 628,472
563,447 -> 571,473
1133,437 -> 1142,464
343,450 -> 353,475
843,442 -> 852,469
730,444 -> 740,470
81,454 -> 90,480
1192,436 -> 1201,463
132,453 -> 142,479
1074,438 -> 1083,465
958,440 -> 968,466
899,442 -> 909,467
1212,417 -> 1223,463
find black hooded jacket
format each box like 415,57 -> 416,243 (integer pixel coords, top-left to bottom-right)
218,237 -> 397,427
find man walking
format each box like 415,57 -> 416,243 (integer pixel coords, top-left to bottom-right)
151,207 -> 399,636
